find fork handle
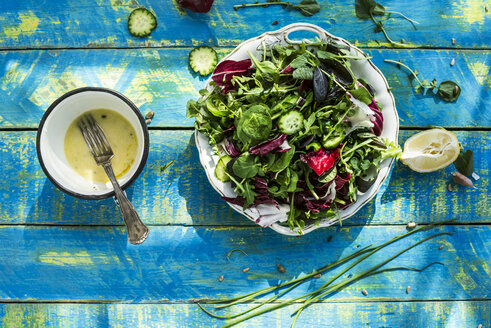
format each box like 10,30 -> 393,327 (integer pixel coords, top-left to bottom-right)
103,163 -> 149,244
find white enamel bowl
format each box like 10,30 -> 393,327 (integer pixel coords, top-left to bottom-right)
195,23 -> 399,235
36,87 -> 149,200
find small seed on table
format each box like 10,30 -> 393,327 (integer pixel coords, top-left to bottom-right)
477,324 -> 482,328
218,275 -> 223,282
362,289 -> 368,296
313,273 -> 321,279
448,184 -> 453,192
407,222 -> 417,229
451,38 -> 456,45
439,245 -> 444,250
450,58 -> 455,66
272,20 -> 279,25
145,111 -> 155,119
406,286 -> 411,294
242,267 -> 250,273
277,264 -> 286,273
145,119 -> 152,124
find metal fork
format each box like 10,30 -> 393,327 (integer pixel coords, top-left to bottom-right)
78,114 -> 149,244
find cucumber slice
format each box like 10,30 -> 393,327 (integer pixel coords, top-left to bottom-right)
189,46 -> 218,76
128,8 -> 157,37
278,110 -> 304,135
322,133 -> 344,149
215,155 -> 232,182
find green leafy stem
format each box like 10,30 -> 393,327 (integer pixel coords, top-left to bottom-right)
384,59 -> 461,102
234,0 -> 321,17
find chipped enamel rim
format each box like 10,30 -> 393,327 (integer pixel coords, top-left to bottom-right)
195,23 -> 399,236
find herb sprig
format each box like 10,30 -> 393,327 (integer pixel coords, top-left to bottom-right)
198,223 -> 449,327
355,0 -> 418,47
234,0 -> 321,17
384,59 -> 461,102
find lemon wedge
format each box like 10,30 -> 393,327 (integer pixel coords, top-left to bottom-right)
401,129 -> 460,173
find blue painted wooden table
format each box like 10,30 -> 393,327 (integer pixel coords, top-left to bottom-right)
0,0 -> 489,327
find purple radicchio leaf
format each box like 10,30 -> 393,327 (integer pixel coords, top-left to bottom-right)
334,171 -> 351,190
299,79 -> 313,93
368,98 -> 384,136
249,134 -> 290,156
224,138 -> 241,157
281,65 -> 294,74
211,59 -> 252,93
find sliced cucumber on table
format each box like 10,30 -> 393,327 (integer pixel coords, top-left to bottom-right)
188,46 -> 218,76
128,8 -> 157,37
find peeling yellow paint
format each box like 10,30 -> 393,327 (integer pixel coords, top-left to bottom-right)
449,0 -> 488,25
96,65 -> 128,90
1,11 -> 40,41
38,251 -> 95,266
29,71 -> 86,107
467,61 -> 490,87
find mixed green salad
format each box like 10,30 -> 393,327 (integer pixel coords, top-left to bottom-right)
187,41 -> 401,231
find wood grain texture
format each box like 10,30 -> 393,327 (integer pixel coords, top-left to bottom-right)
0,48 -> 489,128
0,130 -> 488,226
0,224 -> 488,302
0,301 -> 489,328
0,0 -> 489,49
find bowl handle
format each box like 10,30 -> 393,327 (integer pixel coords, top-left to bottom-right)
281,24 -> 329,44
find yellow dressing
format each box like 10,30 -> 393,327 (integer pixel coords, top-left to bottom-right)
64,109 -> 139,183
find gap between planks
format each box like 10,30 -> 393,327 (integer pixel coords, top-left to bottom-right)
0,298 -> 489,305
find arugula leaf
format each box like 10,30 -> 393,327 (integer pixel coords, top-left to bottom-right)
454,149 -> 474,176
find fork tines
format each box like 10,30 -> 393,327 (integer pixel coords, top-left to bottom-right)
77,114 -> 114,163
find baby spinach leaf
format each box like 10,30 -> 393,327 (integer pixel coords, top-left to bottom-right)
454,149 -> 474,176
233,155 -> 258,178
349,86 -> 372,105
269,147 -> 295,172
237,104 -> 272,146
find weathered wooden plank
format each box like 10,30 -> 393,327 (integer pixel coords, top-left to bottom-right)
0,301 -> 489,328
0,130 -> 488,226
0,48 -> 489,128
0,0 -> 489,49
0,225 -> 488,302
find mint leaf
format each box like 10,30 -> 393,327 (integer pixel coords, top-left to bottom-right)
289,54 -> 310,69
293,67 -> 314,80
454,149 -> 474,176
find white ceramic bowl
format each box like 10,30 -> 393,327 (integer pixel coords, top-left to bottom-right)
36,87 -> 149,199
195,23 -> 399,235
